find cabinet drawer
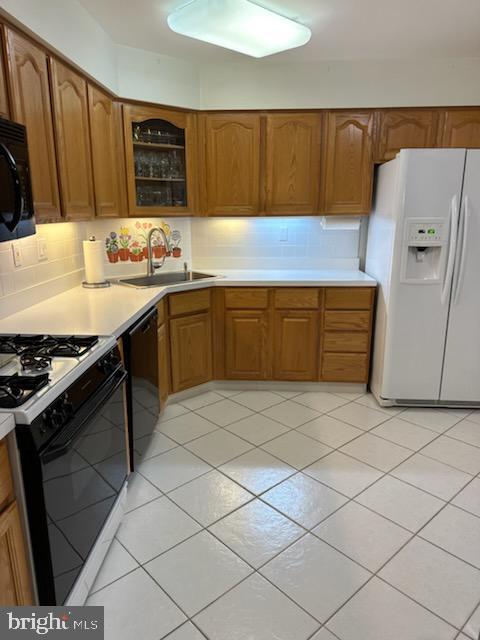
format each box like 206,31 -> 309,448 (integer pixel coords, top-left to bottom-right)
0,440 -> 13,512
156,299 -> 166,326
325,288 -> 374,310
324,311 -> 370,331
323,332 -> 369,353
225,288 -> 269,309
322,353 -> 369,382
274,289 -> 319,309
169,289 -> 211,316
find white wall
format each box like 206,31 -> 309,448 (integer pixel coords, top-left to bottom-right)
0,0 -> 118,92
2,0 -> 480,110
116,45 -> 200,109
199,58 -> 480,109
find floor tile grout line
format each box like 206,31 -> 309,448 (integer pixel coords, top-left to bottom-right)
104,391 -> 480,636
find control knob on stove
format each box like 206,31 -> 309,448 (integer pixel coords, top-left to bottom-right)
98,351 -> 119,374
60,393 -> 74,419
45,408 -> 64,429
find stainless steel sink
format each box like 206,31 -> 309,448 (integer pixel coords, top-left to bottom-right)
118,271 -> 216,288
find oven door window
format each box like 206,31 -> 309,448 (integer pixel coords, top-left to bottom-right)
41,384 -> 127,604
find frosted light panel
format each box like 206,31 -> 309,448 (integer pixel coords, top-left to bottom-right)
167,0 -> 311,58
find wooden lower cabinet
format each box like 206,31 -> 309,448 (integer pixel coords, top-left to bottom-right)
225,310 -> 269,379
157,322 -> 169,409
158,285 -> 374,401
0,439 -> 33,605
0,502 -> 33,605
273,310 -> 319,380
170,312 -> 212,392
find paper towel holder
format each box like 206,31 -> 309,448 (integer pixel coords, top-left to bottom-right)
82,235 -> 111,289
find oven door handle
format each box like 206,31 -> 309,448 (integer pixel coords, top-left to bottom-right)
41,368 -> 127,463
0,142 -> 24,232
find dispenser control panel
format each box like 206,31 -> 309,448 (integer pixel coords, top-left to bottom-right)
407,220 -> 445,245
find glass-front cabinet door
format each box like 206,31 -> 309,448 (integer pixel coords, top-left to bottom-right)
123,105 -> 197,215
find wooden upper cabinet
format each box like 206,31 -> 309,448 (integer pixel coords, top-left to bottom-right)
123,104 -> 197,216
438,109 -> 480,148
0,29 -> 9,118
6,29 -> 61,221
376,109 -> 440,162
50,59 -> 95,219
88,85 -> 127,217
202,113 -> 261,216
322,111 -> 374,215
265,113 -> 322,215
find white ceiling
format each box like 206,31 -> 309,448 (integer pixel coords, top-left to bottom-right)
78,0 -> 480,63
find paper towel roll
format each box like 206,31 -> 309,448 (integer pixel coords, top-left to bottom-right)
83,239 -> 106,284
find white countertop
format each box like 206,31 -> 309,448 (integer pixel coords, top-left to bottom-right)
0,269 -> 376,339
0,413 -> 15,440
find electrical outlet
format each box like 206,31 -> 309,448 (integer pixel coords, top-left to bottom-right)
12,243 -> 22,267
37,237 -> 48,261
280,226 -> 288,242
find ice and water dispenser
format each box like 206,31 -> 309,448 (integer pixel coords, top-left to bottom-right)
401,219 -> 446,282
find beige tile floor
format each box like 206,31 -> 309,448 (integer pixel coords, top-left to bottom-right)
87,388 -> 480,640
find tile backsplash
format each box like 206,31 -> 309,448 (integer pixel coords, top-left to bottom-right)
191,217 -> 363,270
0,215 -> 363,319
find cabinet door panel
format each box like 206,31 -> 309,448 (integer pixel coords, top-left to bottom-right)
124,104 -> 197,216
323,111 -> 374,215
203,114 -> 261,215
157,323 -> 169,408
51,59 -> 95,219
225,310 -> 268,379
265,114 -> 321,214
439,109 -> 480,148
322,353 -> 369,382
274,310 -> 319,380
0,29 -> 9,118
0,502 -> 33,605
376,109 -> 439,162
88,85 -> 127,217
6,30 -> 61,220
170,313 -> 212,392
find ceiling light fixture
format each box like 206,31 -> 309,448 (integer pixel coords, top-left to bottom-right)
167,0 -> 311,58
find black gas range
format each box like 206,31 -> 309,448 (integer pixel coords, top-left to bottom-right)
0,333 -> 129,605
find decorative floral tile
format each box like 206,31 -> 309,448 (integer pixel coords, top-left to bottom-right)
104,220 -> 183,264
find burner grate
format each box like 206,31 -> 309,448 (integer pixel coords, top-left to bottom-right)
0,334 -> 99,358
0,373 -> 50,408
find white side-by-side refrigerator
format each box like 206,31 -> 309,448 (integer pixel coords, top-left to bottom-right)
366,148 -> 480,407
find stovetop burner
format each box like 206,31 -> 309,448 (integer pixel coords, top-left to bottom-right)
0,373 -> 50,408
0,334 -> 99,359
20,352 -> 52,372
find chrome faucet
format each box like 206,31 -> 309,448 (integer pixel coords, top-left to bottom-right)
146,227 -> 168,276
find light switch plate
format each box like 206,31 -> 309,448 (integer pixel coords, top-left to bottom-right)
12,243 -> 22,267
279,226 -> 288,242
37,236 -> 48,261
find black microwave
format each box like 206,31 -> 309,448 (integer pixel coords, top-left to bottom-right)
0,117 -> 35,242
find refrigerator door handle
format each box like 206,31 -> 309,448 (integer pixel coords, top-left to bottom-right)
441,194 -> 460,306
452,195 -> 470,305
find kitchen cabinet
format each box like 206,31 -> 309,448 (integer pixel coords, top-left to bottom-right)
168,289 -> 212,392
273,310 -> 319,380
157,323 -> 169,409
123,104 -> 197,216
438,109 -> 480,148
170,313 -> 212,392
50,59 -> 95,219
0,440 -> 33,605
88,85 -> 127,217
201,113 -> 261,216
322,111 -> 374,215
5,29 -> 61,221
225,310 -> 269,379
375,109 -> 440,162
265,113 -> 322,215
0,28 -> 9,118
320,287 -> 375,382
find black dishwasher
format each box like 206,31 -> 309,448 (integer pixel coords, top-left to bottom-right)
124,307 -> 159,470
